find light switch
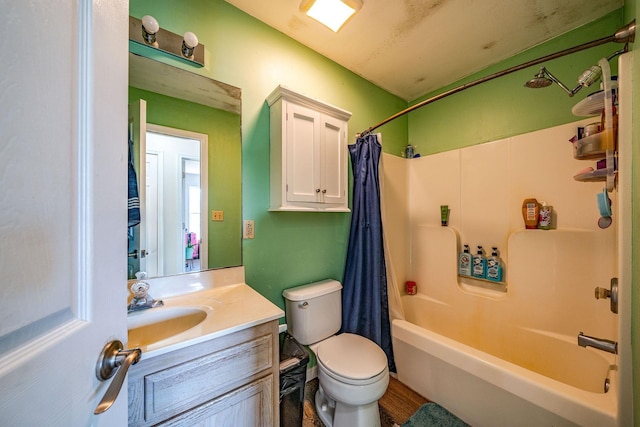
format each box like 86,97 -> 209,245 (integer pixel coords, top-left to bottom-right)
211,210 -> 224,221
243,220 -> 255,239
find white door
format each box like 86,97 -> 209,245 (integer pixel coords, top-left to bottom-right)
286,103 -> 321,203
0,2 -> 128,426
146,152 -> 160,276
129,100 -> 149,274
320,115 -> 348,205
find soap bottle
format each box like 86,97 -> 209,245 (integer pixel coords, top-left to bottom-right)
472,246 -> 487,279
522,198 -> 539,229
486,247 -> 504,282
458,245 -> 472,276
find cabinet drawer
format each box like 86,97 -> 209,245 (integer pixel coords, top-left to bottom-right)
158,374 -> 274,426
144,334 -> 272,421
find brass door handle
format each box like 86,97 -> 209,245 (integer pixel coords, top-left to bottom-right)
94,340 -> 141,414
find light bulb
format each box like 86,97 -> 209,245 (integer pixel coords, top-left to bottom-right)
141,15 -> 159,44
182,32 -> 199,58
183,32 -> 199,49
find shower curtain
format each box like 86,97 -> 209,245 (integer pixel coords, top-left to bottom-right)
342,133 -> 395,372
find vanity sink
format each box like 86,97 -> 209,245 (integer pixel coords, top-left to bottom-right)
128,307 -> 207,348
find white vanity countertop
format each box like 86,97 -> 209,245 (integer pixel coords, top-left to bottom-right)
132,283 -> 284,359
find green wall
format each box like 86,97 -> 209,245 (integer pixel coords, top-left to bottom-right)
129,0 -> 407,309
128,87 -> 242,270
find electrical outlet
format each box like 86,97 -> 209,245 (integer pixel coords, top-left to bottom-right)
211,210 -> 224,221
243,220 -> 255,239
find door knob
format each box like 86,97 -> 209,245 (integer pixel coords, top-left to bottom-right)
94,340 -> 141,414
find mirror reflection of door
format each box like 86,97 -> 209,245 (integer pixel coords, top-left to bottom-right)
183,159 -> 201,272
128,100 -> 146,279
146,124 -> 208,277
145,151 -> 160,275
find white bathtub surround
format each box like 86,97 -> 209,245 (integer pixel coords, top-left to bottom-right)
381,59 -> 633,425
380,152 -> 407,322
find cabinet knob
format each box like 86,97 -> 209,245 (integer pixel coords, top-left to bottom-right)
316,188 -> 321,193
322,189 -> 327,194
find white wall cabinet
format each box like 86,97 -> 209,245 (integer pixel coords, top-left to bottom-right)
267,86 -> 352,212
128,321 -> 279,426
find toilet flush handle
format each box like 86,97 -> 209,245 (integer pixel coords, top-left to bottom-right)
299,301 -> 309,308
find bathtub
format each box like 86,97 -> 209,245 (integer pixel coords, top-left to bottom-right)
392,294 -> 618,427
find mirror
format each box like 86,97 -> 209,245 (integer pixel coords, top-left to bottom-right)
127,53 -> 242,279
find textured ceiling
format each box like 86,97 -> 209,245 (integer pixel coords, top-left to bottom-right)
226,0 -> 623,101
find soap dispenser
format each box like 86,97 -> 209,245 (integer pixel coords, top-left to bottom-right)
458,244 -> 472,276
486,247 -> 504,282
472,246 -> 487,279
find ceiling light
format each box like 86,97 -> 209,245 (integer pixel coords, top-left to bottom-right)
300,0 -> 363,32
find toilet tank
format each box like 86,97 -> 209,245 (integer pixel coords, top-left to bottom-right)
282,279 -> 342,345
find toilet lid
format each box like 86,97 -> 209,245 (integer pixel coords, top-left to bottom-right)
316,333 -> 387,381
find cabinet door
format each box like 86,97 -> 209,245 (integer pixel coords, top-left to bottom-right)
286,103 -> 321,203
158,375 -> 274,427
320,115 -> 348,205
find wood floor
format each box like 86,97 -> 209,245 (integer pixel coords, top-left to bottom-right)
379,376 -> 429,425
302,376 -> 428,427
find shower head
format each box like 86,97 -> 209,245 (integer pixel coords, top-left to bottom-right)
524,66 -> 575,95
524,45 -> 628,97
525,68 -> 553,88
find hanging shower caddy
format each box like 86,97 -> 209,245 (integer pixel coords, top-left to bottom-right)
571,58 -> 618,192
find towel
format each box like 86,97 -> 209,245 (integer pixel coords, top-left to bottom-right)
128,138 -> 141,228
402,403 -> 469,427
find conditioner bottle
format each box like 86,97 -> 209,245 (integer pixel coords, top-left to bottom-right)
458,245 -> 472,276
472,246 -> 487,279
486,247 -> 504,282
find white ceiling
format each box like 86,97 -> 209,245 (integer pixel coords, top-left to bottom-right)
226,0 -> 622,101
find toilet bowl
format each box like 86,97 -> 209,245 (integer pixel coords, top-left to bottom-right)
311,333 -> 389,427
282,280 -> 390,427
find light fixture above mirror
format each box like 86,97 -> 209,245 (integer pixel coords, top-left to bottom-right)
300,0 -> 362,32
130,16 -> 205,67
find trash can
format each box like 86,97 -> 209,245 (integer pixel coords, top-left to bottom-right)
279,332 -> 309,427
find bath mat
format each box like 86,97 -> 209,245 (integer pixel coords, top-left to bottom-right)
402,403 -> 469,427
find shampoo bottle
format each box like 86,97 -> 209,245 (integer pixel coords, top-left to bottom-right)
522,198 -> 539,229
472,246 -> 487,279
458,245 -> 472,276
486,247 -> 504,282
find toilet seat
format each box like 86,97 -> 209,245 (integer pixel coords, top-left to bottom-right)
316,333 -> 388,385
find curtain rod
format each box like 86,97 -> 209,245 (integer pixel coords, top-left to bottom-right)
359,20 -> 636,136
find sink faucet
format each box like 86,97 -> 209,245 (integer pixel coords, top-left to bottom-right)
578,332 -> 617,354
128,272 -> 164,313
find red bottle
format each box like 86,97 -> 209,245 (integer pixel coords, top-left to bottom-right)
406,281 -> 417,295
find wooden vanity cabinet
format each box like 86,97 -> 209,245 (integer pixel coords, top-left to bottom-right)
128,320 -> 279,426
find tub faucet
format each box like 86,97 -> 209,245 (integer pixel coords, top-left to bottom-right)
578,332 -> 617,354
128,272 -> 163,313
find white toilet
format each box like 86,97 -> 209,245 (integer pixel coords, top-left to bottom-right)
283,280 -> 389,427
